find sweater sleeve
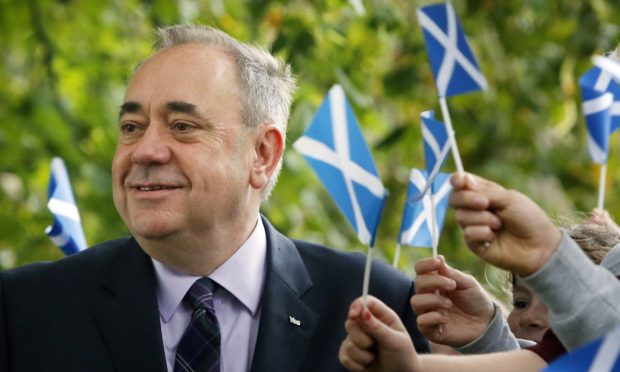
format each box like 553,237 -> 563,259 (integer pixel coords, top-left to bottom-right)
454,302 -> 520,354
519,233 -> 620,350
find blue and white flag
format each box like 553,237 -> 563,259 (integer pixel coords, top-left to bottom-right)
411,110 -> 451,200
399,169 -> 452,248
417,2 -> 487,97
293,85 -> 387,246
544,324 -> 620,372
45,157 -> 87,255
580,61 -> 620,164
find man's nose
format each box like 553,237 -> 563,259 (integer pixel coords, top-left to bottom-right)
131,124 -> 172,165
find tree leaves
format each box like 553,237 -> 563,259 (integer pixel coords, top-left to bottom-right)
2,1 -> 619,297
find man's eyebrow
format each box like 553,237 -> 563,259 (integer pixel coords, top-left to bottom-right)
166,101 -> 204,119
118,101 -> 207,120
119,102 -> 142,119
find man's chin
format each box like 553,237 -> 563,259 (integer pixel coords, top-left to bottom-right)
129,222 -> 178,241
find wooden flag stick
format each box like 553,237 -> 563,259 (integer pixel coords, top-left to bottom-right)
439,97 -> 465,175
598,163 -> 607,210
393,243 -> 402,268
362,245 -> 373,307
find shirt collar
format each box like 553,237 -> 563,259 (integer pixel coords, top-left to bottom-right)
153,217 -> 267,322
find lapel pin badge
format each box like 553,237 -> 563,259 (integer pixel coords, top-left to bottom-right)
288,315 -> 301,326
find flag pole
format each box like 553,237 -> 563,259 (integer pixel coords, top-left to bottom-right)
429,191 -> 443,333
393,243 -> 401,268
598,163 -> 607,210
429,193 -> 439,259
439,97 -> 465,175
362,245 -> 373,307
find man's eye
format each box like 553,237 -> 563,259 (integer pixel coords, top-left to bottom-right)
173,122 -> 194,131
120,123 -> 138,133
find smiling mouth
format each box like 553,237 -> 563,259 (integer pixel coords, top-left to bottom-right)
136,185 -> 177,191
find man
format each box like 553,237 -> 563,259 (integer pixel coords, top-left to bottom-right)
0,25 -> 428,371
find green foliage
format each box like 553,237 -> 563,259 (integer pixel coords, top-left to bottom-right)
2,0 -> 620,301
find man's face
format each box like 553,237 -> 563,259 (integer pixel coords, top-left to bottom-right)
112,43 -> 255,244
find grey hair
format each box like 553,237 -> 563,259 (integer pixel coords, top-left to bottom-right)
153,25 -> 297,199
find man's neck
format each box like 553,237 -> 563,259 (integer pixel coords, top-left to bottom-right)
137,215 -> 260,276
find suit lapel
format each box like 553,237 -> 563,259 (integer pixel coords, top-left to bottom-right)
250,217 -> 319,372
92,239 -> 167,372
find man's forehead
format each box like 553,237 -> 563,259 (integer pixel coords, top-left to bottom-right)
120,43 -> 242,119
125,43 -> 239,93
136,42 -> 231,71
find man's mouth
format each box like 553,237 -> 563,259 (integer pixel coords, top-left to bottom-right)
137,185 -> 176,191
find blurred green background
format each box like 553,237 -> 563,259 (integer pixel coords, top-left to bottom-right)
2,0 -> 620,302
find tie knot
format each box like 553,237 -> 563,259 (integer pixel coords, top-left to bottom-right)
186,277 -> 215,311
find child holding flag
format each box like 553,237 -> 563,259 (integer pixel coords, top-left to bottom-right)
339,172 -> 620,371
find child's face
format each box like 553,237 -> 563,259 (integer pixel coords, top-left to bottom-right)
507,281 -> 550,343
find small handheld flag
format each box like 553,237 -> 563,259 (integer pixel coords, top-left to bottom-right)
579,65 -> 620,164
294,84 -> 387,306
581,57 -> 620,209
399,169 -> 452,249
409,110 -> 451,201
394,111 -> 451,267
417,2 -> 487,98
45,157 -> 87,255
422,111 -> 451,175
544,324 -> 620,372
293,85 -> 387,247
396,169 -> 452,332
416,2 -> 487,175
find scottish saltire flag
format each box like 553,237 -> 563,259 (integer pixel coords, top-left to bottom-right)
399,169 -> 452,248
293,85 -> 387,246
580,61 -> 620,164
410,110 -> 451,200
544,324 -> 620,372
45,157 -> 87,255
417,2 -> 487,97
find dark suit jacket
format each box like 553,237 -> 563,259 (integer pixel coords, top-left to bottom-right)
0,217 -> 428,371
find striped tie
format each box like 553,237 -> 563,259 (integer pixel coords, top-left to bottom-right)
174,278 -> 221,372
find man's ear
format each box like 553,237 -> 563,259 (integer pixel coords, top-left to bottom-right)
250,124 -> 284,190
